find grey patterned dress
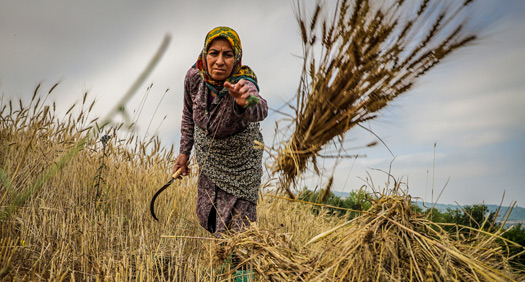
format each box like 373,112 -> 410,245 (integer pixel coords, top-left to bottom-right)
179,67 -> 268,235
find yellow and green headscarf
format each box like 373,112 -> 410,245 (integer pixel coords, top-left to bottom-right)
195,26 -> 259,97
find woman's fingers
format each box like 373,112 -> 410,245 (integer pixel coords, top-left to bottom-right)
235,80 -> 247,93
225,80 -> 248,96
239,85 -> 249,95
224,80 -> 251,107
173,164 -> 188,179
173,153 -> 190,178
223,81 -> 236,94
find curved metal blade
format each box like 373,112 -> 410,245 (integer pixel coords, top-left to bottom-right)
150,168 -> 184,221
150,178 -> 174,221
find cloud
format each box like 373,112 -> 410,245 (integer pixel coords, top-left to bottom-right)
405,88 -> 525,147
1,0 -> 524,206
393,14 -> 525,148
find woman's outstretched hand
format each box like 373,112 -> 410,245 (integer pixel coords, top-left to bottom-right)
224,79 -> 251,107
173,153 -> 190,179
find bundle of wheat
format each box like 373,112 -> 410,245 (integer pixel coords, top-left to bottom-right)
306,190 -> 523,281
272,0 -> 479,198
219,190 -> 524,281
215,225 -> 323,281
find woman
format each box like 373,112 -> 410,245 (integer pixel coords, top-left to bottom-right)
173,26 -> 268,237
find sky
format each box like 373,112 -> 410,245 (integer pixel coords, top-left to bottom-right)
1,0 -> 524,207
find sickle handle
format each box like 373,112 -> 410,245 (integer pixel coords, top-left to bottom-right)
171,168 -> 184,179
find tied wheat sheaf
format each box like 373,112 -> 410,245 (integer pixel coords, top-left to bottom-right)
272,0 -> 478,198
218,187 -> 524,281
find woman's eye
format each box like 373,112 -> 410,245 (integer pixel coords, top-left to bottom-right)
225,53 -> 234,58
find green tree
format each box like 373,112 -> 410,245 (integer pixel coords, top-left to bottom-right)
501,223 -> 525,268
298,189 -> 372,219
425,204 -> 524,267
426,204 -> 497,232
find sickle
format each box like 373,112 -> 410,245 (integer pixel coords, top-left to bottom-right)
150,168 -> 183,221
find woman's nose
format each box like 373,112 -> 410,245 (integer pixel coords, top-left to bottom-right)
216,54 -> 225,65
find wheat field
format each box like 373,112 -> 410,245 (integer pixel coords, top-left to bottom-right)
0,89 -> 345,281
2,83 -> 524,281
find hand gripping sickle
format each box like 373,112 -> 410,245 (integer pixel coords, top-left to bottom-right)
149,168 -> 183,221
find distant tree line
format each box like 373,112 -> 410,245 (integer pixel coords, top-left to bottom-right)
299,189 -> 525,268
299,189 -> 372,219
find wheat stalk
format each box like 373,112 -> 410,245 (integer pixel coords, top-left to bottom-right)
273,0 -> 478,198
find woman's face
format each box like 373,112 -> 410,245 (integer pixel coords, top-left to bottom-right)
206,38 -> 235,81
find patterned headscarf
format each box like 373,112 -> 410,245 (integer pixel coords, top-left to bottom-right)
195,26 -> 259,97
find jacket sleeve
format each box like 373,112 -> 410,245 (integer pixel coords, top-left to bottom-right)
232,80 -> 268,122
179,69 -> 196,155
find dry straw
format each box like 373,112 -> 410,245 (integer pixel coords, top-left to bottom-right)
272,0 -> 479,198
215,225 -> 322,281
218,188 -> 524,281
0,83 -> 206,281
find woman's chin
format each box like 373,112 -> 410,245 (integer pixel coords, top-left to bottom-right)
211,73 -> 229,81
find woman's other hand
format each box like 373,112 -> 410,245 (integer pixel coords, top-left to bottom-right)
224,79 -> 251,107
173,153 -> 190,179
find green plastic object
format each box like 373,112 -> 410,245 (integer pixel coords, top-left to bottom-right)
235,269 -> 255,281
245,95 -> 259,108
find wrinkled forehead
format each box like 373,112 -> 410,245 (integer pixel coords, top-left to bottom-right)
207,37 -> 233,51
204,27 -> 242,55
